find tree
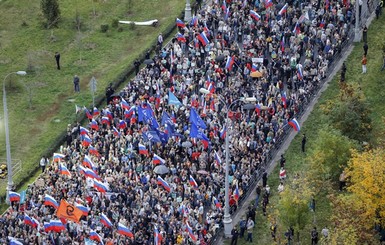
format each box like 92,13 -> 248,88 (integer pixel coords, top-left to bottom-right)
345,149 -> 385,229
277,173 -> 313,243
41,0 -> 61,28
329,83 -> 372,143
307,126 -> 355,188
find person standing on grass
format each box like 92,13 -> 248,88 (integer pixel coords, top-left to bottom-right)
302,133 -> 307,153
54,52 -> 60,70
255,184 -> 261,208
363,43 -> 368,56
361,55 -> 367,74
239,217 -> 246,238
311,226 -> 319,245
230,226 -> 239,245
73,75 -> 80,92
246,217 -> 254,242
40,157 -> 48,173
381,52 -> 385,71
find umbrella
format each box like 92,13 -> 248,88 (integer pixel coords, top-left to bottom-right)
182,141 -> 192,148
250,71 -> 263,78
215,54 -> 225,62
197,170 -> 209,175
143,59 -> 154,65
154,165 -> 169,175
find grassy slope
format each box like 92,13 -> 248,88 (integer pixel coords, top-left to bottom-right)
225,14 -> 385,245
0,0 -> 185,198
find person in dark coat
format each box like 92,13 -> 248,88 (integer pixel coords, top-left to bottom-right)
55,52 -> 61,70
302,134 -> 307,153
106,83 -> 115,105
231,226 -> 239,245
363,42 -> 368,56
262,171 -> 268,187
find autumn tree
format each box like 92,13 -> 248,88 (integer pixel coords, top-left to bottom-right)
277,173 -> 314,243
306,126 -> 355,189
41,0 -> 61,28
344,149 -> 385,229
329,83 -> 371,143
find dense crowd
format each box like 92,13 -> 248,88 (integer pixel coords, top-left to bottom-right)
2,0 -> 357,244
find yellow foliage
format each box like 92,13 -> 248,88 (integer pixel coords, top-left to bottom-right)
345,149 -> 385,229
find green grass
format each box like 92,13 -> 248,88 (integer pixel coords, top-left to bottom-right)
225,14 -> 385,245
0,0 -> 186,199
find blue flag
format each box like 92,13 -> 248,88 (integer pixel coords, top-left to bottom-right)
168,91 -> 183,106
189,108 -> 207,129
19,190 -> 26,204
142,131 -> 161,143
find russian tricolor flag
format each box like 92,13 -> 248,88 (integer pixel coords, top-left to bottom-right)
225,56 -> 235,71
154,227 -> 162,245
8,191 -> 20,202
197,31 -> 209,46
59,163 -> 71,177
157,176 -> 171,192
255,104 -> 261,116
118,223 -> 134,238
189,175 -> 199,189
9,239 -> 23,245
24,214 -> 34,227
100,213 -> 113,228
153,154 -> 166,165
84,107 -> 93,119
76,203 -> 90,216
48,220 -> 66,233
251,64 -> 258,72
278,3 -> 288,15
44,194 -> 59,209
220,126 -> 226,139
214,151 -> 222,167
105,109 -> 113,120
293,22 -> 301,35
81,134 -> 92,147
281,92 -> 287,108
90,119 -> 99,130
214,197 -> 222,209
250,10 -> 261,21
80,126 -> 90,135
265,0 -> 273,8
190,16 -> 198,27
176,18 -> 185,28
93,107 -> 100,117
288,118 -> 301,132
281,36 -> 285,52
177,33 -> 186,42
119,120 -> 126,129
83,155 -> 96,170
297,66 -> 303,80
89,230 -> 103,244
53,153 -> 65,162
89,145 -> 100,156
101,116 -> 110,125
186,222 -> 197,242
113,126 -> 120,137
121,98 -> 130,110
234,184 -> 240,202
94,179 -> 108,193
139,143 -> 148,155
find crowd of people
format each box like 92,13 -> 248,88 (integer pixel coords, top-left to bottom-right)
2,0 -> 359,244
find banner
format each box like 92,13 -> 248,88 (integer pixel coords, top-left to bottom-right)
56,199 -> 83,223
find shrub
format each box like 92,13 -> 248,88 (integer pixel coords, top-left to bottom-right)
111,19 -> 119,28
100,24 -> 109,33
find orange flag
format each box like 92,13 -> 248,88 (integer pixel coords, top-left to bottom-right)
56,199 -> 83,223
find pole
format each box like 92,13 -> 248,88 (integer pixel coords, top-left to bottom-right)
3,73 -> 15,204
354,0 -> 361,42
185,0 -> 192,22
223,107 -> 233,237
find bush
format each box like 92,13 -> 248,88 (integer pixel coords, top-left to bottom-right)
100,24 -> 109,33
117,26 -> 123,32
111,19 -> 119,28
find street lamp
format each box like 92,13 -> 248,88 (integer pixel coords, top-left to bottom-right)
184,0 -> 192,22
353,0 -> 361,42
3,71 -> 27,203
200,88 -> 256,238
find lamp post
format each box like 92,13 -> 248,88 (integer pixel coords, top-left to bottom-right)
3,71 -> 27,203
184,0 -> 192,22
200,88 -> 256,238
353,0 -> 361,42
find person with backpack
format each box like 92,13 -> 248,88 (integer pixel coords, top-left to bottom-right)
311,226 -> 319,245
